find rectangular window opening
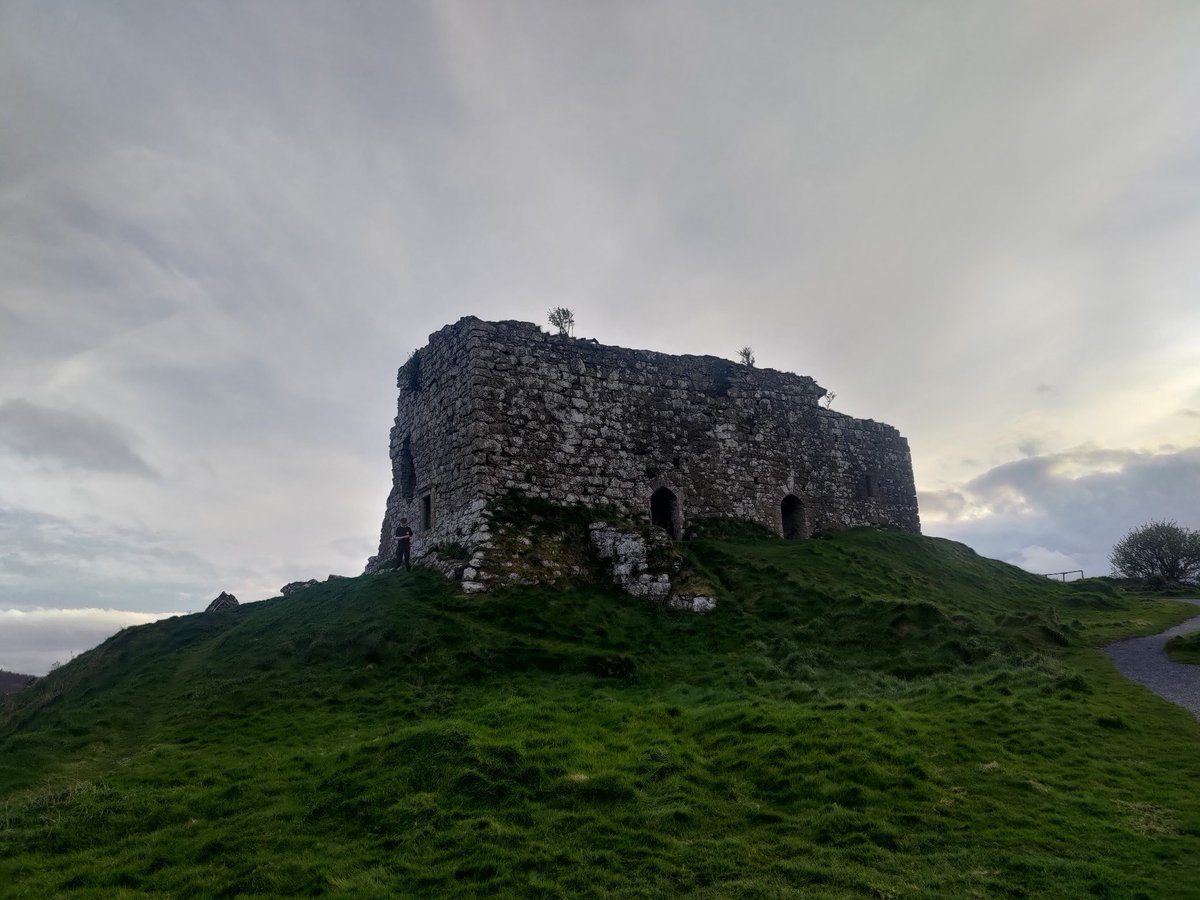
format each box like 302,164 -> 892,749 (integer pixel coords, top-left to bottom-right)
858,473 -> 881,500
421,494 -> 432,531
864,473 -> 879,499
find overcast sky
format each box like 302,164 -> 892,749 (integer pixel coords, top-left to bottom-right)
3,1 -> 1199,674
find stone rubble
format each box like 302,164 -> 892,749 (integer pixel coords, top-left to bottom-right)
280,580 -> 319,595
589,522 -> 715,613
204,592 -> 239,613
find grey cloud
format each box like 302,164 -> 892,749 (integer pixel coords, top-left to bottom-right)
915,489 -> 969,522
1007,545 -> 1083,578
4,2 -> 1200,435
0,505 -> 216,614
924,445 -> 1200,577
0,400 -> 155,475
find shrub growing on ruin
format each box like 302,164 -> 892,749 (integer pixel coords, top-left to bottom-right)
405,349 -> 422,393
548,307 -> 575,337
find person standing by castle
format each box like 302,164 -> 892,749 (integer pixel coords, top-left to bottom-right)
393,517 -> 413,572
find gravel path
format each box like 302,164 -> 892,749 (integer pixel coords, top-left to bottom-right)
1106,599 -> 1200,721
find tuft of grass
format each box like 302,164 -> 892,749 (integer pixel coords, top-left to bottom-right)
429,541 -> 470,561
1166,631 -> 1200,665
685,517 -> 778,541
3,529 -> 1200,897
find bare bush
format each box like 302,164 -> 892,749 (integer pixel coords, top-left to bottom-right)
548,307 -> 576,337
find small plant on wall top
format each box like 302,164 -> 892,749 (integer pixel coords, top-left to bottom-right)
405,349 -> 422,393
548,307 -> 576,337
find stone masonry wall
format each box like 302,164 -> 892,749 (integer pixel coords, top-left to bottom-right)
369,317 -> 920,577
367,324 -> 488,570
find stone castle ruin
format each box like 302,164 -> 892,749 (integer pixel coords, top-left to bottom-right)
366,317 -> 920,597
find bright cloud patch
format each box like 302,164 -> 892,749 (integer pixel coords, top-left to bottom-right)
1006,546 -> 1084,578
0,607 -> 174,676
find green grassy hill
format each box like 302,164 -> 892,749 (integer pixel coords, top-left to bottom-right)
3,527 -> 1200,898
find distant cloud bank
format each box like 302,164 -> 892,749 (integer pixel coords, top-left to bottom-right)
0,607 -> 173,676
922,445 -> 1200,578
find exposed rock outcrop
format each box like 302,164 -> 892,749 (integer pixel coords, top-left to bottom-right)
281,580 -> 319,595
205,592 -> 239,612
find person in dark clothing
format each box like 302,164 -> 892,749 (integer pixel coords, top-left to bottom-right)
394,517 -> 414,571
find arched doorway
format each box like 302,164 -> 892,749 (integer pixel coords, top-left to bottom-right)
781,494 -> 805,540
650,487 -> 681,540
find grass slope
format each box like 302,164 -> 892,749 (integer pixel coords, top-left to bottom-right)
3,528 -> 1200,898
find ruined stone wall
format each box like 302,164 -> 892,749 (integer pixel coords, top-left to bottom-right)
368,321 -> 488,569
369,317 -> 919,572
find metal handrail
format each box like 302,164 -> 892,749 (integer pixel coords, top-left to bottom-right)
1044,569 -> 1084,582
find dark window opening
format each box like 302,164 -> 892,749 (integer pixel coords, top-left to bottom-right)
399,436 -> 415,501
859,473 -> 879,500
420,494 -> 432,531
650,487 -> 681,540
781,494 -> 805,540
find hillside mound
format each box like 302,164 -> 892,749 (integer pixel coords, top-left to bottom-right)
0,670 -> 35,697
2,527 -> 1199,897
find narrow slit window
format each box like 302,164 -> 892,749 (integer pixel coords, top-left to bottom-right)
781,494 -> 804,539
400,436 -> 415,501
